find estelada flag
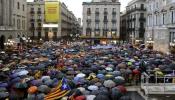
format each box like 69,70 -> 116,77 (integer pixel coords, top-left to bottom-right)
44,78 -> 71,100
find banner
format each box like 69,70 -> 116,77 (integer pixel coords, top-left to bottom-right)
45,1 -> 60,23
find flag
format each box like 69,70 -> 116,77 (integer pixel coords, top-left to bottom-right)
44,78 -> 71,100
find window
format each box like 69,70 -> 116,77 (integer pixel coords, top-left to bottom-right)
95,22 -> 99,29
112,23 -> 116,29
31,23 -> 34,27
87,8 -> 91,16
104,8 -> 107,13
17,19 -> 20,29
38,23 -> 41,27
38,8 -> 41,11
13,18 -> 15,26
170,32 -> 175,42
23,4 -> 25,11
141,4 -> 144,9
17,2 -> 20,9
163,13 -> 165,25
104,16 -> 107,21
112,8 -> 116,12
95,8 -> 99,12
87,22 -> 91,28
38,32 -> 41,38
171,11 -> 174,24
22,20 -> 25,29
31,8 -> 34,11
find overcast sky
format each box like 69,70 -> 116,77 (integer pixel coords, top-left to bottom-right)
27,0 -> 131,18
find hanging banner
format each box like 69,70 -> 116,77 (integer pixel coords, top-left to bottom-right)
45,1 -> 60,23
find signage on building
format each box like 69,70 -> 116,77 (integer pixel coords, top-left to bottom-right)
45,1 -> 60,23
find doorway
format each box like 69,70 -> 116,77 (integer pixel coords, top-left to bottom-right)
0,35 -> 5,50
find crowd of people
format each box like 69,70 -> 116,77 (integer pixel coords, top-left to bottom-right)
0,41 -> 175,100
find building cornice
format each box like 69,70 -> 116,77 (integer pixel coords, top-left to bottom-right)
83,2 -> 120,5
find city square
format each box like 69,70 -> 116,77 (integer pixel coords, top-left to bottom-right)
0,0 -> 175,100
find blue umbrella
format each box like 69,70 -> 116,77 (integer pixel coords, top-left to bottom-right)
97,74 -> 104,79
0,83 -> 8,88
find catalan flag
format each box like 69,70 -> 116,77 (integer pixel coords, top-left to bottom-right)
44,78 -> 71,100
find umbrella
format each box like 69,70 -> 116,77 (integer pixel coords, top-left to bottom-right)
116,85 -> 127,94
36,93 -> 45,100
111,88 -> 123,100
105,67 -> 113,71
103,80 -> 116,88
94,82 -> 102,87
133,69 -> 140,75
38,85 -> 51,93
118,63 -> 126,68
16,70 -> 29,76
28,86 -> 38,94
0,83 -> 8,88
86,95 -> 96,100
0,88 -> 7,92
41,76 -> 50,81
119,96 -> 131,100
75,96 -> 86,100
88,85 -> 99,91
76,73 -> 86,78
113,71 -> 121,76
44,79 -> 53,87
67,70 -> 77,75
97,74 -> 104,79
114,76 -> 125,85
30,79 -> 43,86
94,95 -> 110,100
15,82 -> 28,89
0,92 -> 9,99
77,87 -> 86,94
27,94 -> 36,100
91,90 -> 100,95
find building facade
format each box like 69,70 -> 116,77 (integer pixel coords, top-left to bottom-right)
145,0 -> 175,53
125,0 -> 146,44
120,11 -> 128,42
0,0 -> 27,49
27,0 -> 80,41
82,0 -> 120,44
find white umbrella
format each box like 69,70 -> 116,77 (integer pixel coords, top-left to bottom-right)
16,70 -> 29,76
103,80 -> 116,88
129,59 -> 135,62
88,85 -> 99,91
41,76 -> 50,81
76,73 -> 86,78
86,95 -> 96,100
105,67 -> 113,71
0,51 -> 5,54
115,76 -> 125,80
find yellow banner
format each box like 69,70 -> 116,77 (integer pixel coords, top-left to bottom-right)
45,1 -> 60,23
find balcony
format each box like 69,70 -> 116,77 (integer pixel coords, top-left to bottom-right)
30,19 -> 35,22
86,19 -> 91,23
37,11 -> 42,14
112,12 -> 116,15
111,28 -> 117,31
37,27 -> 42,30
30,11 -> 35,14
104,12 -> 108,15
37,19 -> 42,22
103,19 -> 108,22
95,12 -> 99,15
95,19 -> 100,22
112,19 -> 116,22
139,17 -> 146,21
126,7 -> 146,14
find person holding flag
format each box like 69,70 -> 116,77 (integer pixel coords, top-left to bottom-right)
44,78 -> 71,100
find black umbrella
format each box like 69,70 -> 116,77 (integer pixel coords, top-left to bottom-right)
94,95 -> 110,100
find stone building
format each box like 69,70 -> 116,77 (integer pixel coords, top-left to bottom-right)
145,0 -> 175,53
0,0 -> 27,49
27,0 -> 80,41
82,0 -> 120,44
125,0 -> 146,44
120,11 -> 128,42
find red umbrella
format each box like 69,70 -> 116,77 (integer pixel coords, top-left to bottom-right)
132,69 -> 140,75
116,85 -> 127,94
